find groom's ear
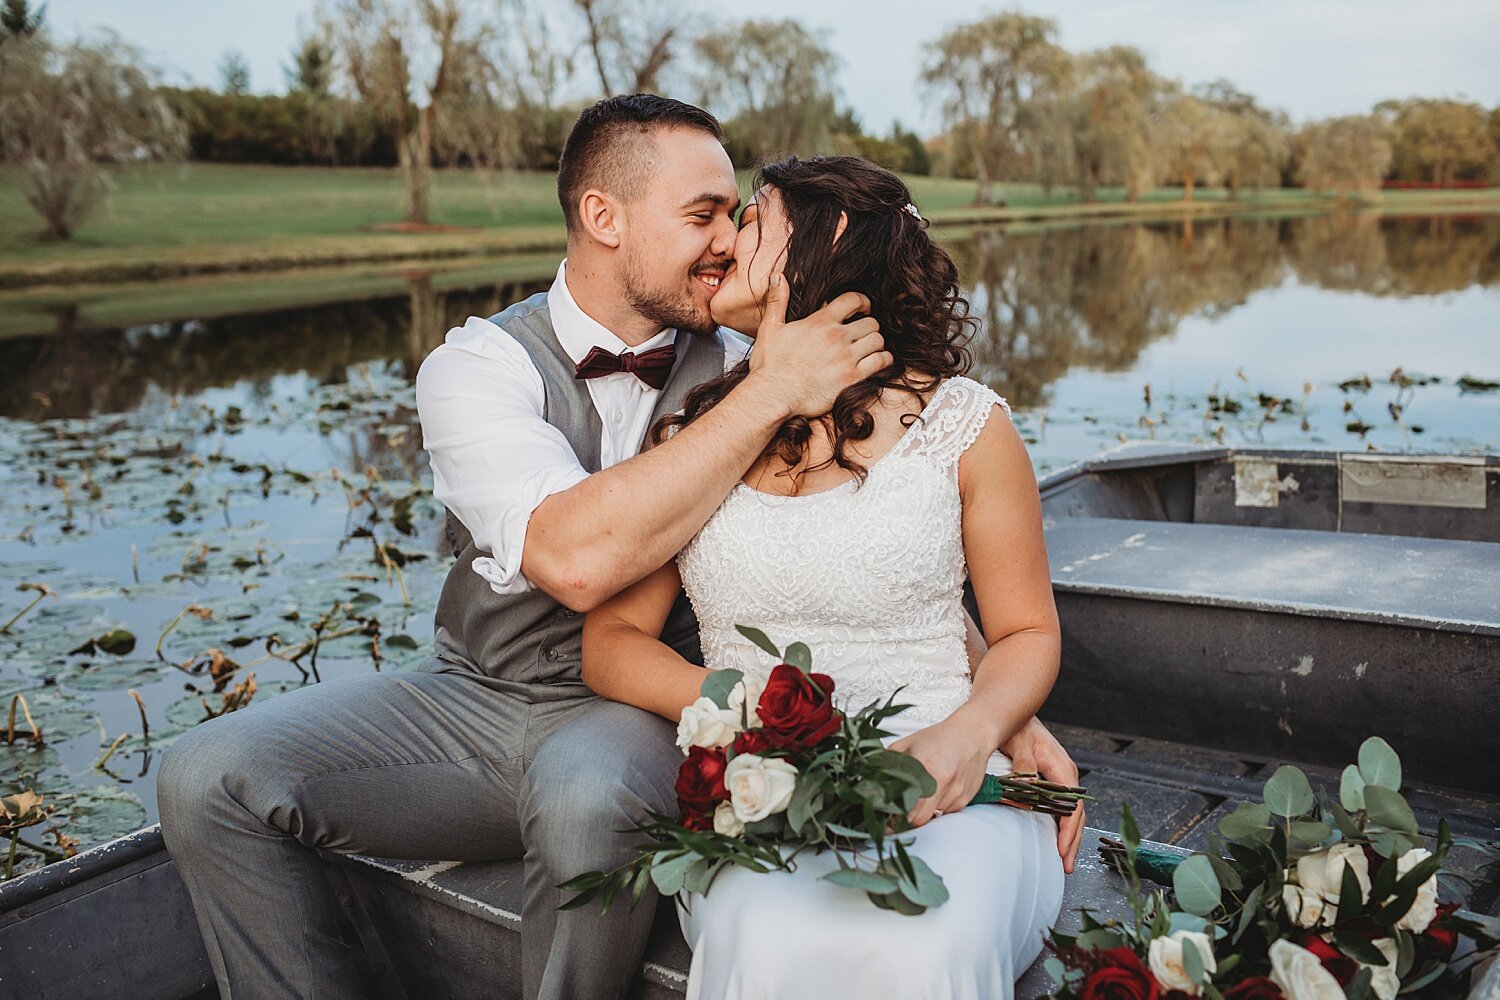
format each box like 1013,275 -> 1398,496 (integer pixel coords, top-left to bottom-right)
578,189 -> 624,249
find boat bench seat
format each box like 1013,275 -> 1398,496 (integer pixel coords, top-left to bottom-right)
331,828 -> 1140,999
1043,516 -> 1500,634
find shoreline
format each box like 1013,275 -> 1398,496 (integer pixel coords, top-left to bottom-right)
4,188 -> 1498,292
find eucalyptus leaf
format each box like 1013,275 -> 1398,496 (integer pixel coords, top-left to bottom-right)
1264,765 -> 1315,818
877,888 -> 927,916
782,642 -> 812,672
823,867 -> 899,894
1289,819 -> 1335,851
1358,737 -> 1401,791
1077,928 -> 1129,952
648,852 -> 696,895
1173,854 -> 1223,917
1363,785 -> 1417,834
1219,801 -> 1273,841
698,668 -> 744,710
1369,829 -> 1422,859
1182,933 -> 1207,985
896,854 -> 950,908
1340,764 -> 1367,812
1169,912 -> 1210,935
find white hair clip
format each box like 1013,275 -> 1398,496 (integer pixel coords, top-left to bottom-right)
902,202 -> 923,221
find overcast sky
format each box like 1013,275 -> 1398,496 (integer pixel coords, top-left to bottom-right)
57,0 -> 1500,134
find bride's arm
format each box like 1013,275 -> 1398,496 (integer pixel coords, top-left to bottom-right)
892,404 -> 1061,823
581,561 -> 706,722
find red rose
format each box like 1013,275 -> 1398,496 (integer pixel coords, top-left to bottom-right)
732,729 -> 774,756
675,746 -> 728,813
756,663 -> 841,751
680,806 -> 714,832
1299,934 -> 1357,985
1423,902 -> 1461,958
1223,976 -> 1284,1000
1080,948 -> 1158,1000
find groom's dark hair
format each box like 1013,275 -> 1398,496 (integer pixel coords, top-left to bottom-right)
557,94 -> 724,234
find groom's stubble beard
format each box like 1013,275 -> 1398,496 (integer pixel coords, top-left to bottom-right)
621,242 -> 723,336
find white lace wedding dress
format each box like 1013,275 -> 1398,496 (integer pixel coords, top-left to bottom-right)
674,376 -> 1066,1000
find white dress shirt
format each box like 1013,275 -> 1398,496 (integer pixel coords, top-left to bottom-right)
415,260 -> 749,596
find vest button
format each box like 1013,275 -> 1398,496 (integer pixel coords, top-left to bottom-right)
543,647 -> 561,661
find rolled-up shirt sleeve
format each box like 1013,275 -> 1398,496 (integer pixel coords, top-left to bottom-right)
416,316 -> 588,596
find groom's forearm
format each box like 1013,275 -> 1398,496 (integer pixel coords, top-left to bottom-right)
522,372 -> 794,611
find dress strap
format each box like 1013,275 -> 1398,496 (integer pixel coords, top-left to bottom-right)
890,376 -> 1011,469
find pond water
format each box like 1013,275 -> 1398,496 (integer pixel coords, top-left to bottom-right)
1,211 -> 1497,875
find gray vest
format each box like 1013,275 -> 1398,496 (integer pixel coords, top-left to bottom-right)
426,291 -> 724,701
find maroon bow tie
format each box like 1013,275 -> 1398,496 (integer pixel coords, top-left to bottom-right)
572,344 -> 677,390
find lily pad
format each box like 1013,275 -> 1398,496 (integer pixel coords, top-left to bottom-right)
54,784 -> 149,846
55,658 -> 175,692
6,688 -> 99,744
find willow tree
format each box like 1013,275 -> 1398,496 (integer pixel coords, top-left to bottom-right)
1058,46 -> 1160,203
1296,115 -> 1394,199
693,19 -> 839,163
921,11 -> 1070,205
1197,81 -> 1290,200
323,0 -> 503,225
571,0 -> 681,96
1150,86 -> 1237,202
0,31 -> 185,239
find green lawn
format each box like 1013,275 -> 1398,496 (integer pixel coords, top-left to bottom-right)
3,163 -> 1497,287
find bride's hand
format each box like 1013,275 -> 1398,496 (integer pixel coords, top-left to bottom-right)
889,712 -> 996,827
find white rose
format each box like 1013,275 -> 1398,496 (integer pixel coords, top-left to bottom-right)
1148,930 -> 1216,995
676,697 -> 740,752
1296,843 -> 1371,911
725,754 -> 798,823
713,801 -> 745,838
727,670 -> 768,729
1363,938 -> 1400,1000
1282,883 -> 1329,928
1392,847 -> 1438,934
1269,940 -> 1346,1000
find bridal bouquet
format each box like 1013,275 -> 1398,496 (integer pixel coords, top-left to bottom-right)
561,626 -> 1087,916
1044,738 -> 1498,1000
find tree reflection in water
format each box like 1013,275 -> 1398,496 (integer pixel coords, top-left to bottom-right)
1,213 -> 1497,422
958,213 -> 1500,410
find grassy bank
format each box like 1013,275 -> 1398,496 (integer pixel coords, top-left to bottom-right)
4,163 -> 1498,288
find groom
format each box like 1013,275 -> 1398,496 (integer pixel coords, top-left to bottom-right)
158,95 -> 1083,1000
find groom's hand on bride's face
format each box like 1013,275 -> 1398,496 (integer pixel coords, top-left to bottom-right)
1003,717 -> 1086,875
747,272 -> 893,418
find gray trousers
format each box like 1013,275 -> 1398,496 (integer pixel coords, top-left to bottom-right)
157,663 -> 681,1000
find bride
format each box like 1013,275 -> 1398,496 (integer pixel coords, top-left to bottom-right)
580,155 -> 1065,999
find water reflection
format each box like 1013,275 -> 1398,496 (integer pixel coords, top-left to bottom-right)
0,276 -> 545,420
2,213 -> 1497,421
960,213 -> 1500,410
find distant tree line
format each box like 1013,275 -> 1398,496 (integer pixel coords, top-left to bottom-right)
2,0 -> 1498,239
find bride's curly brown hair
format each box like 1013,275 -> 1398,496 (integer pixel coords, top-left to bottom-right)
652,155 -> 976,487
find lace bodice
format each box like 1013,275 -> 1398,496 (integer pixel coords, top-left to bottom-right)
678,376 -> 1011,737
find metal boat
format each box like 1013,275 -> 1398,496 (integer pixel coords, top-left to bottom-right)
4,443 -> 1497,999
